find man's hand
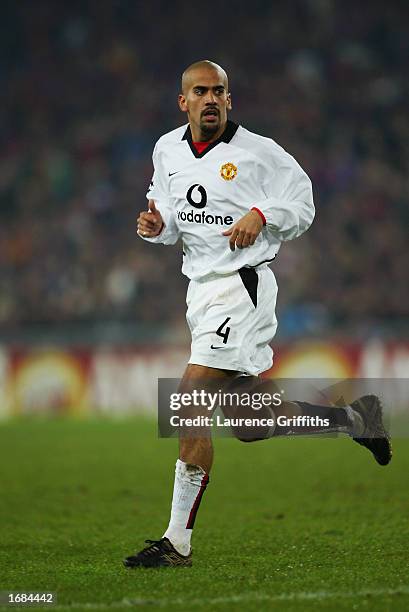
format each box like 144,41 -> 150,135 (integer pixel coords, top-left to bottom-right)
137,200 -> 164,238
222,210 -> 264,251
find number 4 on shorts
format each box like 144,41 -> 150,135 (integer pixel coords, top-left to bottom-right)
216,317 -> 231,344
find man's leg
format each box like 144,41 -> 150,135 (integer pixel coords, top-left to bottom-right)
124,363 -> 237,568
162,364 -> 237,554
222,376 -> 392,465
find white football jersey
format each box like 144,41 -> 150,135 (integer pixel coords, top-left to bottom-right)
141,120 -> 315,281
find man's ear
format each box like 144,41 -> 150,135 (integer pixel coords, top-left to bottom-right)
227,93 -> 232,111
178,94 -> 188,112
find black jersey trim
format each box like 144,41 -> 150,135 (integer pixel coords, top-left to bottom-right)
238,267 -> 258,308
250,255 -> 276,268
182,120 -> 239,158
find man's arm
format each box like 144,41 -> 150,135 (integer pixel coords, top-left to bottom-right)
223,147 -> 314,251
251,151 -> 315,242
137,144 -> 180,245
222,210 -> 264,251
137,200 -> 164,238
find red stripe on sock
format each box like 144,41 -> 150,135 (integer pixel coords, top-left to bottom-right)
186,473 -> 209,529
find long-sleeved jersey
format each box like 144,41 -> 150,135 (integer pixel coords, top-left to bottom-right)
141,120 -> 315,281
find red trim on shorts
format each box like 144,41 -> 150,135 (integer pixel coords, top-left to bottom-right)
251,207 -> 266,225
186,472 -> 209,529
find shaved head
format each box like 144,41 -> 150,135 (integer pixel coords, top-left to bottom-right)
178,60 -> 232,142
182,60 -> 228,94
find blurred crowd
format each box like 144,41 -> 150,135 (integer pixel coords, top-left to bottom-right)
1,0 -> 408,341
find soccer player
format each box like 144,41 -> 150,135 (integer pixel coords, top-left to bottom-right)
124,61 -> 391,568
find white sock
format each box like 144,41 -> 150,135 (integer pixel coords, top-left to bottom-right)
344,405 -> 365,436
163,459 -> 209,556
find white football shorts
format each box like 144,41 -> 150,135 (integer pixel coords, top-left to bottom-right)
186,265 -> 278,375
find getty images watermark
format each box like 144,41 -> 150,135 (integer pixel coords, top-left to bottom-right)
167,389 -> 329,430
157,378 -> 405,439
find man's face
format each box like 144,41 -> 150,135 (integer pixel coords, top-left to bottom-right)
178,68 -> 232,141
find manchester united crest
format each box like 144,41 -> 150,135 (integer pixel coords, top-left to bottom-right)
220,162 -> 237,181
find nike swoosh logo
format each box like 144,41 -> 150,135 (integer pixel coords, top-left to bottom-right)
210,345 -> 224,350
168,171 -> 180,177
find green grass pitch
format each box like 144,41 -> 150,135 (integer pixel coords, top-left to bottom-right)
0,418 -> 408,611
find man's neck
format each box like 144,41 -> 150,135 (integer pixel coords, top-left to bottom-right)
190,121 -> 227,143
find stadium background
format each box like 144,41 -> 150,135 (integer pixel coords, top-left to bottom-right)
1,1 -> 407,416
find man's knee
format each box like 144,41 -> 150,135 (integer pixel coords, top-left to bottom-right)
221,375 -> 278,442
181,364 -> 239,388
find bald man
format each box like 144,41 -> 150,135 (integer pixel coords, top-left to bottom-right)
180,60 -> 230,140
124,60 -> 391,568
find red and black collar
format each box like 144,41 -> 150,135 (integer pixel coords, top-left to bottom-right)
182,120 -> 239,158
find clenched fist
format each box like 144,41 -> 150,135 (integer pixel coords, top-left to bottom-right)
222,209 -> 264,251
137,200 -> 164,238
